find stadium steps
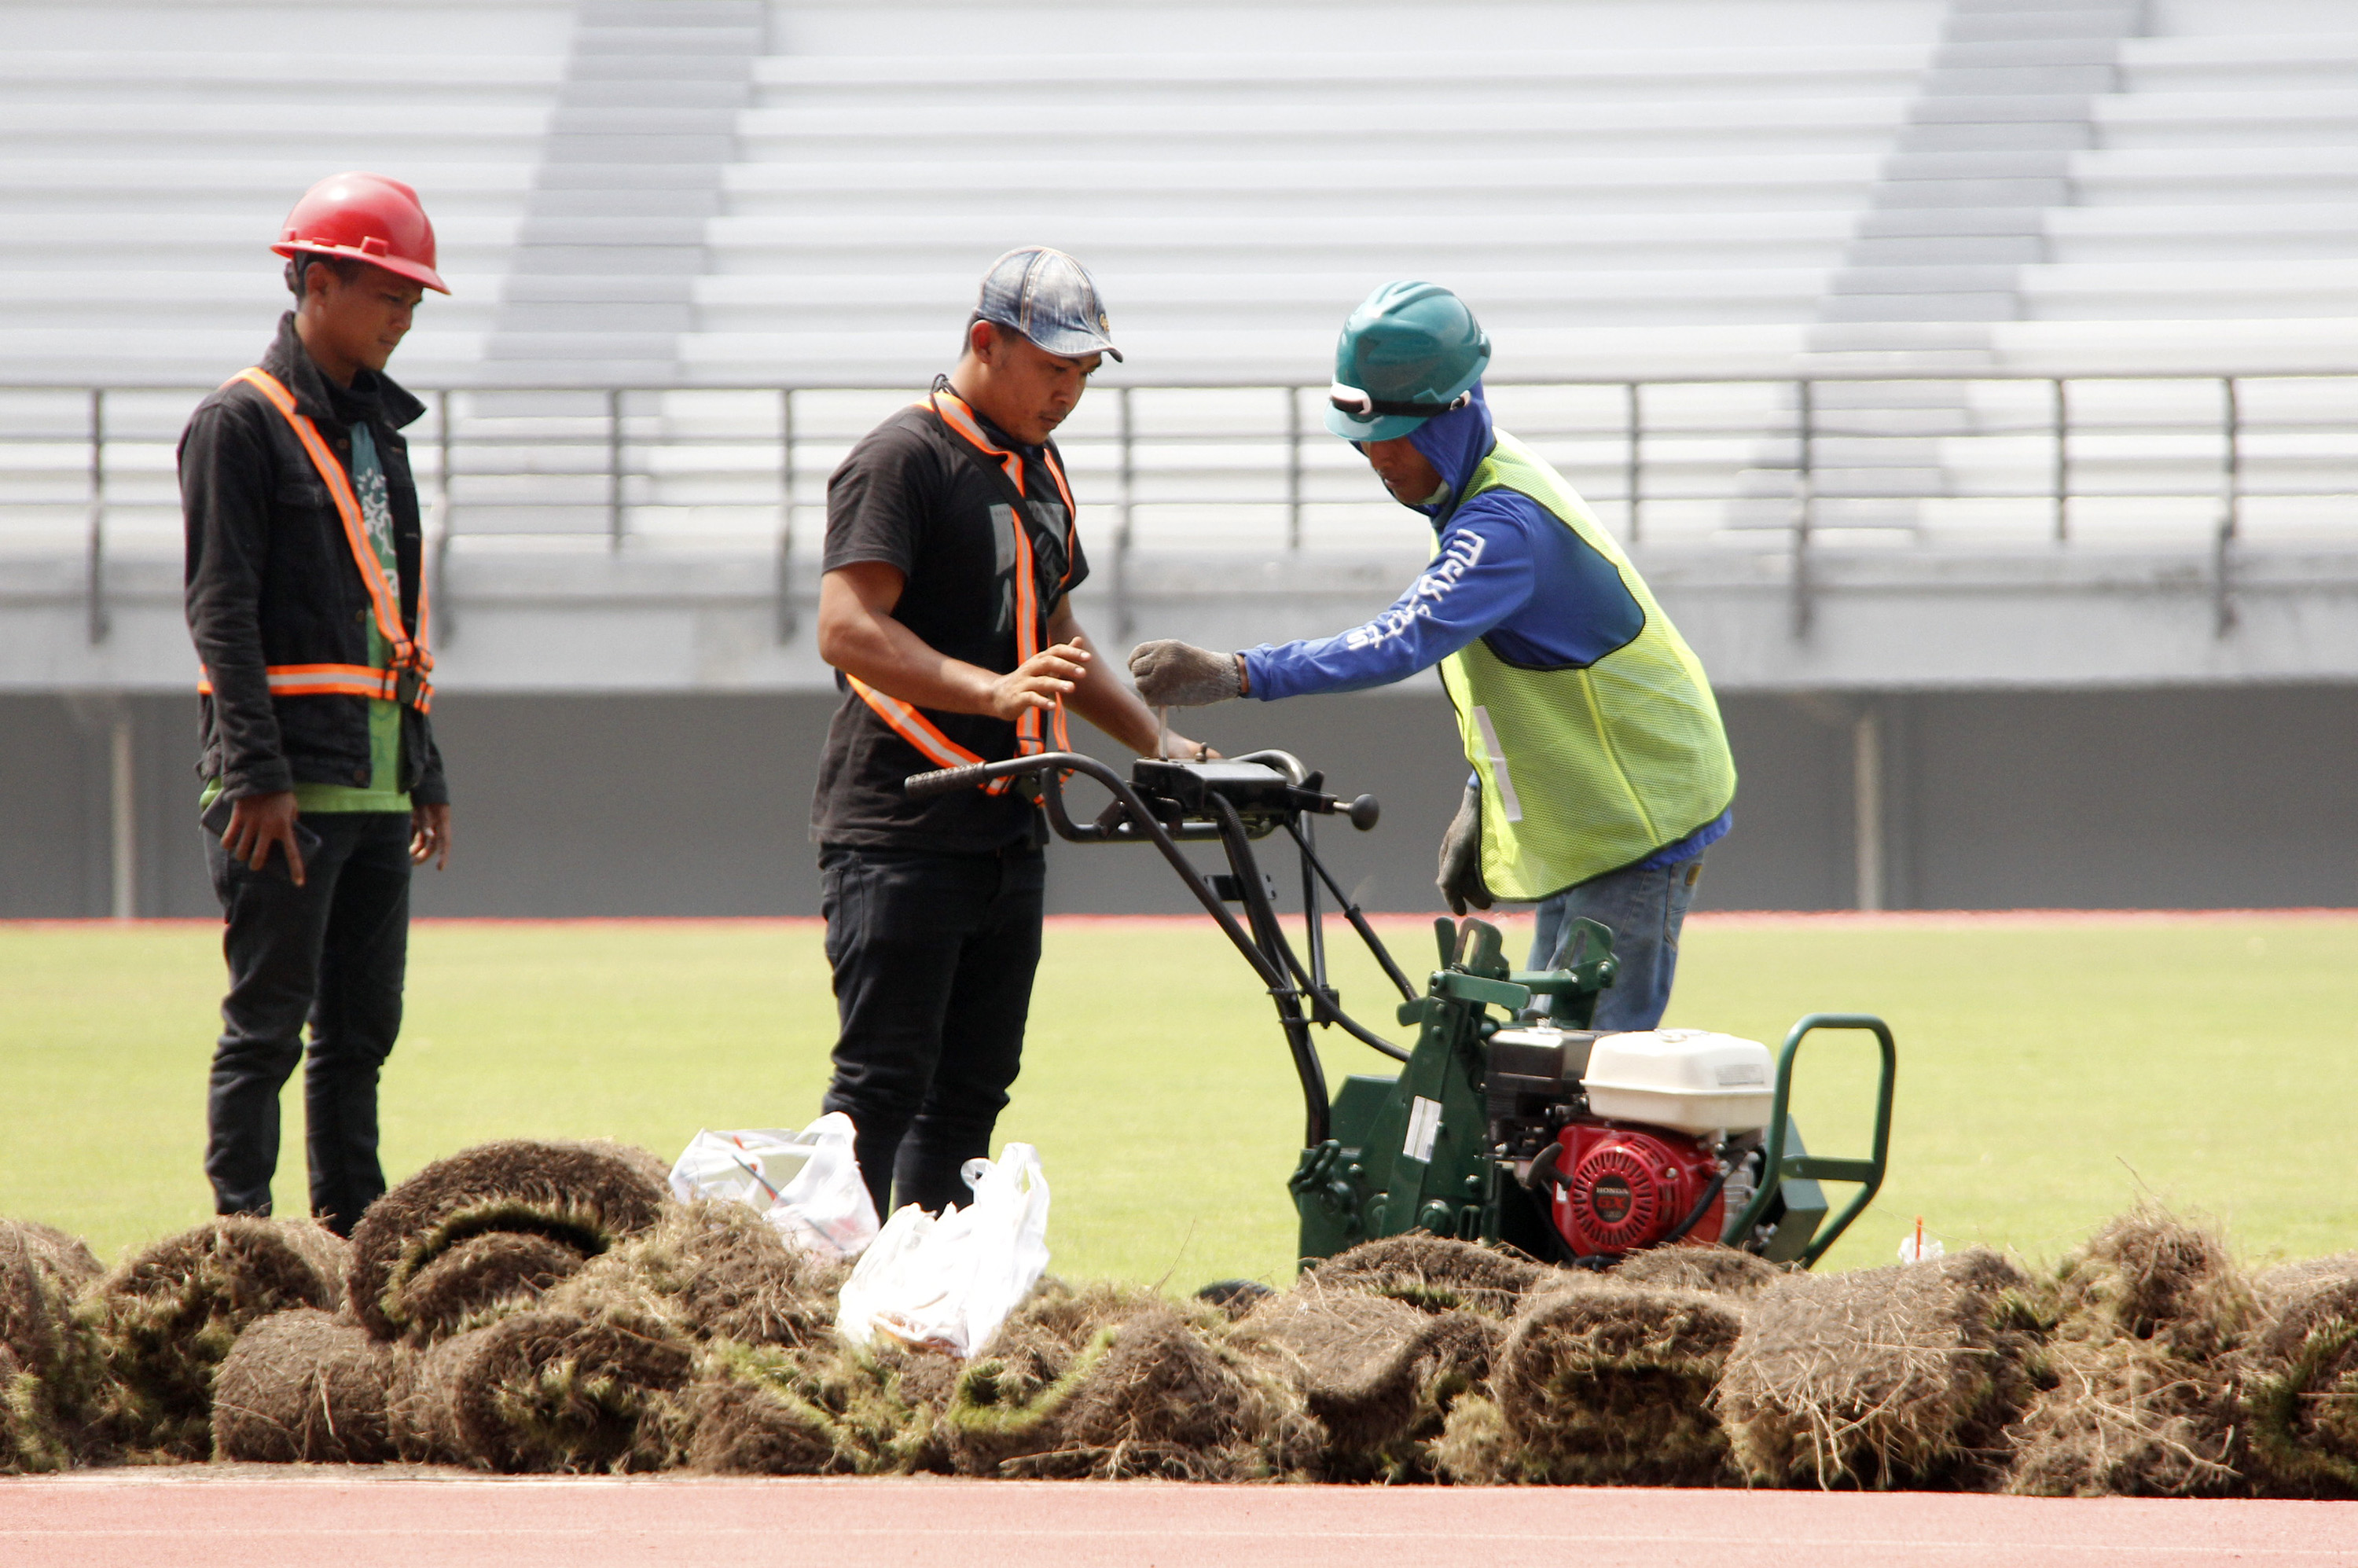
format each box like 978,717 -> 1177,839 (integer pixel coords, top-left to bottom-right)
700,32 -> 1928,384
482,0 -> 763,385
0,0 -> 569,380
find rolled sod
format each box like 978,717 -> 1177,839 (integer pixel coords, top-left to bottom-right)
545,1199 -> 844,1350
1717,1247 -> 2045,1489
0,1219 -> 106,1472
1490,1281 -> 1744,1485
2007,1210 -> 2257,1498
1230,1287 -> 1492,1481
1302,1235 -> 1548,1320
80,1217 -> 348,1460
211,1308 -> 398,1463
345,1140 -> 668,1343
389,1307 -> 695,1473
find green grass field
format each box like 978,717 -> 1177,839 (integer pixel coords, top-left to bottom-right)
3,913 -> 2352,1287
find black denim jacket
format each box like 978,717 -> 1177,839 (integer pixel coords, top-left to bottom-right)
180,313 -> 448,805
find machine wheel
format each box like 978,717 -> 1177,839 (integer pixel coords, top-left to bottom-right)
1194,1279 -> 1275,1320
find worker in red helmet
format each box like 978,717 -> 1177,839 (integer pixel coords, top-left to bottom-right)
178,173 -> 453,1236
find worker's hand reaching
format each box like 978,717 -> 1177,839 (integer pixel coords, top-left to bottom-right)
1129,640 -> 1243,707
1437,782 -> 1492,916
990,641 -> 1089,722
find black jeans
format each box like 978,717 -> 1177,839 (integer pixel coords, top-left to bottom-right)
818,843 -> 1046,1218
205,810 -> 412,1236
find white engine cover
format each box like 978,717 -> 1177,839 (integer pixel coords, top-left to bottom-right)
1581,1029 -> 1776,1133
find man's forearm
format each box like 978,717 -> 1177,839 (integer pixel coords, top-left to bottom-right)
1053,621 -> 1155,751
1066,660 -> 1160,753
825,604 -> 1008,718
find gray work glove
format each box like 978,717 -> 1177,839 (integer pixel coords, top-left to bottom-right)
1129,640 -> 1243,707
1437,781 -> 1492,916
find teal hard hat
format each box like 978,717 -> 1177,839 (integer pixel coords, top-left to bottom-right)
1324,281 -> 1492,442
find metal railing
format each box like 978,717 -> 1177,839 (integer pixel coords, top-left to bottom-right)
6,372 -> 2354,645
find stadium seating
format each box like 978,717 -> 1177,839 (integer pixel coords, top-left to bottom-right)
1,0 -> 2353,567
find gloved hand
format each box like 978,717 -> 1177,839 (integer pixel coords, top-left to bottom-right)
1129,640 -> 1243,707
1437,782 -> 1491,916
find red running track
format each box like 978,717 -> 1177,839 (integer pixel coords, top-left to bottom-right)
3,1472 -> 2355,1568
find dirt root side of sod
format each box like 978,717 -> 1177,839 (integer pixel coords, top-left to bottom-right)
9,1151 -> 2358,1493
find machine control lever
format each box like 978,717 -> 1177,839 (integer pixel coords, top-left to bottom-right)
1290,788 -> 1380,830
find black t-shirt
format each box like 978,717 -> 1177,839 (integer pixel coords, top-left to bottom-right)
811,394 -> 1089,853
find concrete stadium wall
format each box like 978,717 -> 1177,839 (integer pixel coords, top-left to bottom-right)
8,682 -> 2356,919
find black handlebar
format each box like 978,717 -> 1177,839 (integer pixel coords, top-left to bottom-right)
904,762 -> 995,802
905,756 -> 1379,831
896,748 -> 1414,1143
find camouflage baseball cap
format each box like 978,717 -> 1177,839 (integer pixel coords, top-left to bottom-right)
975,247 -> 1122,362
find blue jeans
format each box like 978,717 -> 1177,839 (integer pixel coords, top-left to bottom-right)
1528,854 -> 1706,1032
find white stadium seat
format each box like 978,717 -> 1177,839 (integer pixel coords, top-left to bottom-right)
0,0 -> 2351,570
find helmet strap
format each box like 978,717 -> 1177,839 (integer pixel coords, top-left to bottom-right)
1328,382 -> 1473,420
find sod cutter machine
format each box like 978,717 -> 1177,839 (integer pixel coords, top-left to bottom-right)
907,749 -> 1895,1270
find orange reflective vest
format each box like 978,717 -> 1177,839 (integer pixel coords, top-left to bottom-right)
846,384 -> 1074,793
196,366 -> 435,714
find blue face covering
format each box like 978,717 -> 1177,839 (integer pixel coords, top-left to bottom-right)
1400,382 -> 1497,519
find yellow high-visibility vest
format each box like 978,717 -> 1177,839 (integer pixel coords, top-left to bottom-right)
1438,430 -> 1736,898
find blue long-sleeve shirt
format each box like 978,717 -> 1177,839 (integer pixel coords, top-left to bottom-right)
1237,384 -> 1729,869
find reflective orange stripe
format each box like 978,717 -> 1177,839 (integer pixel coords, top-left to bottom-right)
845,675 -> 1015,795
199,663 -> 430,709
917,385 -> 1082,531
920,385 -> 1078,751
1005,512 -> 1074,755
920,388 -> 1027,495
845,676 -> 980,770
202,367 -> 434,713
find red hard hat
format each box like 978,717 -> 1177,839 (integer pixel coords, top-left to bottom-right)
273,171 -> 449,294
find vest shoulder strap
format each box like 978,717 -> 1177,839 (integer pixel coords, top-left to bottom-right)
206,366 -> 433,712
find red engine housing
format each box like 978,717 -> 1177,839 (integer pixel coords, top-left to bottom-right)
1547,1121 -> 1724,1258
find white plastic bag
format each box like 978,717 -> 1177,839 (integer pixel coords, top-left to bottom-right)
668,1114 -> 880,1260
836,1144 -> 1051,1357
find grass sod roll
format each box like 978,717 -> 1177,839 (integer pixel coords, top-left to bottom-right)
1229,1287 -> 1495,1481
2242,1255 -> 2358,1496
391,1232 -> 587,1349
1431,1392 -> 1515,1483
544,1199 -> 846,1350
2005,1210 -> 2258,1498
388,1307 -> 695,1473
570,1140 -> 675,1195
2007,1335 -> 2250,1497
345,1140 -> 670,1343
0,1220 -> 107,1472
942,1280 -> 1166,1477
1489,1282 -> 1746,1485
992,1304 -> 1318,1481
211,1309 -> 398,1463
1715,1247 -> 2047,1489
2049,1208 -> 2257,1362
1302,1235 -> 1551,1319
686,1339 -> 949,1476
79,1217 -> 349,1461
2252,1251 -> 2358,1303
1612,1244 -> 1787,1301
0,1344 -> 65,1474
